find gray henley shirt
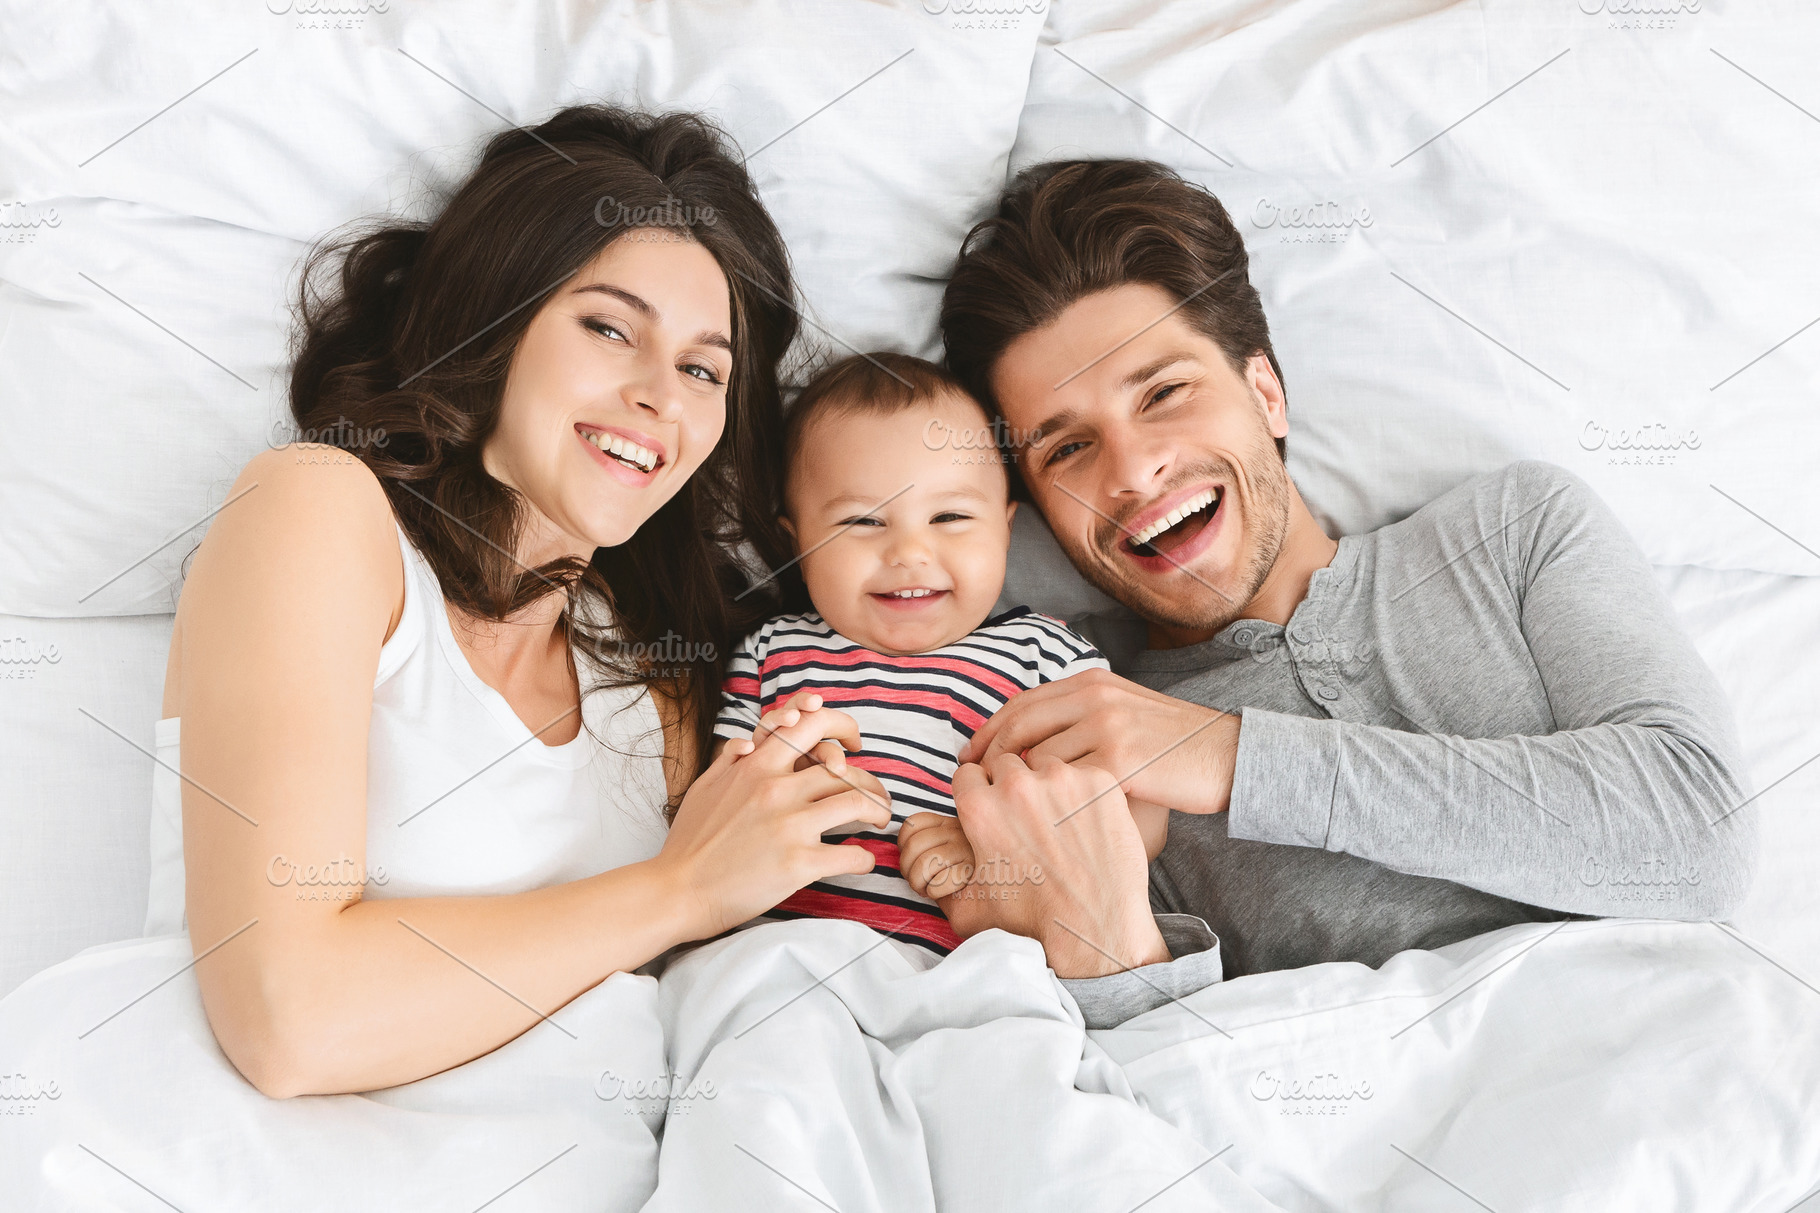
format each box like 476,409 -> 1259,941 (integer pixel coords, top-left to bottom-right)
1059,460 -> 1757,1023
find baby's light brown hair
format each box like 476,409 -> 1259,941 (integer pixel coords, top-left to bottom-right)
781,353 -> 1000,513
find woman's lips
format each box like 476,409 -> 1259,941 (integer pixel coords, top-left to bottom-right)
576,425 -> 663,485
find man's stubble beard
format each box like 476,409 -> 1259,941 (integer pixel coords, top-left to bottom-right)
1060,423 -> 1292,637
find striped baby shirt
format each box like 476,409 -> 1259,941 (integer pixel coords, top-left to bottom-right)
714,607 -> 1108,957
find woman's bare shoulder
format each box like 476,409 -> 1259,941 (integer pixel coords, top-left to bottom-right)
167,447 -> 407,711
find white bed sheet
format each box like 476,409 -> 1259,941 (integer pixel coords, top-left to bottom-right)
3,918 -> 1816,1210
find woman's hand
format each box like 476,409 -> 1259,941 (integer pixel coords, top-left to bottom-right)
658,699 -> 893,939
750,690 -> 852,772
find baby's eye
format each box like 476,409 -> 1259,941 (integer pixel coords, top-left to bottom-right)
931,512 -> 971,524
838,516 -> 885,527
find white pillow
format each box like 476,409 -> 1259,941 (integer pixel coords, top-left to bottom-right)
1009,0 -> 1820,578
0,611 -> 171,998
0,0 -> 1046,616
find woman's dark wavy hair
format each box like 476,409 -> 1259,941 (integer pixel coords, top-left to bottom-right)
288,105 -> 798,802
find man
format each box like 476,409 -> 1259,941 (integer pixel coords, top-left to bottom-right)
933,159 -> 1757,1027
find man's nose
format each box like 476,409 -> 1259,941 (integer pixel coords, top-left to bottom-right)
1098,426 -> 1172,500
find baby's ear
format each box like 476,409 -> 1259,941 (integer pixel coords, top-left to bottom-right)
1004,500 -> 1018,529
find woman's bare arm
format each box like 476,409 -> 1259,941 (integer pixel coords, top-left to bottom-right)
174,448 -> 890,1097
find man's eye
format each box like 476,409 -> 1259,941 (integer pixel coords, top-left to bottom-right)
1148,382 -> 1183,407
1045,441 -> 1087,467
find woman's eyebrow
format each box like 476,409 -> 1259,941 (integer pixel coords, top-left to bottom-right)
571,282 -> 730,350
572,282 -> 654,315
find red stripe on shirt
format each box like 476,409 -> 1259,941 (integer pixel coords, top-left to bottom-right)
773,886 -> 963,953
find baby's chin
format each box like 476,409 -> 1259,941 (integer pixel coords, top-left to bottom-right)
824,594 -> 994,656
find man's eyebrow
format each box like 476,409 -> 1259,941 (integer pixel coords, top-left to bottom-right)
1030,405 -> 1081,444
1118,351 -> 1198,391
1028,353 -> 1201,439
571,283 -> 731,352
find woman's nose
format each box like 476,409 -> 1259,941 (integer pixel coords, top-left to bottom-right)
626,356 -> 685,421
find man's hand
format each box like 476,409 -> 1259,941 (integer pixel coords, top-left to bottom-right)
945,753 -> 1169,980
958,669 -> 1239,816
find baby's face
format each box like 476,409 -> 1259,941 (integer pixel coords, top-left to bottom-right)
785,393 -> 1016,656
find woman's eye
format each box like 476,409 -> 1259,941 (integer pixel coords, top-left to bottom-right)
682,363 -> 724,385
582,318 -> 628,342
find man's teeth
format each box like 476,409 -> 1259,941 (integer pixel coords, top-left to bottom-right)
587,430 -> 658,472
1129,489 -> 1219,547
884,589 -> 941,598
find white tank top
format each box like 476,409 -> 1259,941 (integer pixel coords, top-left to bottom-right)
144,520 -> 671,934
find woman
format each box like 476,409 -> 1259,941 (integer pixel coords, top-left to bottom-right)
26,104 -> 891,1113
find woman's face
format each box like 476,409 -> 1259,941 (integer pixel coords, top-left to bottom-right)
484,229 -> 735,564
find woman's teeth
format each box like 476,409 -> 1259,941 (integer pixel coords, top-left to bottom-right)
1129,488 -> 1219,548
586,430 -> 659,472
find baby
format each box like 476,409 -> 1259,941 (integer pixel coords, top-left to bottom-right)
714,352 -> 1166,958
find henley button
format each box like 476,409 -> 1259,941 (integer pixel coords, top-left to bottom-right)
1316,686 -> 1340,702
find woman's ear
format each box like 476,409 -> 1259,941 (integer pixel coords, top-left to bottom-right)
778,514 -> 797,550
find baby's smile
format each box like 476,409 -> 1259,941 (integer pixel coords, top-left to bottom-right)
783,390 -> 1016,657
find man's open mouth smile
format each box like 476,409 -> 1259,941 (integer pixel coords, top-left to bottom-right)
1123,486 -> 1223,562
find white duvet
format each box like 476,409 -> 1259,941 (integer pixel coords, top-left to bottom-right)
5,918 -> 1817,1210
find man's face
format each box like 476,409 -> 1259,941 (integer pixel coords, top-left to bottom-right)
990,283 -> 1293,641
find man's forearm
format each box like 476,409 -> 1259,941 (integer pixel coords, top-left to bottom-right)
1229,707 -> 1756,919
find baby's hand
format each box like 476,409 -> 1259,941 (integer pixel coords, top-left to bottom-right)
748,691 -> 853,772
898,812 -> 977,901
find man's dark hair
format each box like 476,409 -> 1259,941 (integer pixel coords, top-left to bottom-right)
939,158 -> 1287,464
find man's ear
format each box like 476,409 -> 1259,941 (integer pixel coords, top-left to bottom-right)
1247,352 -> 1288,441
